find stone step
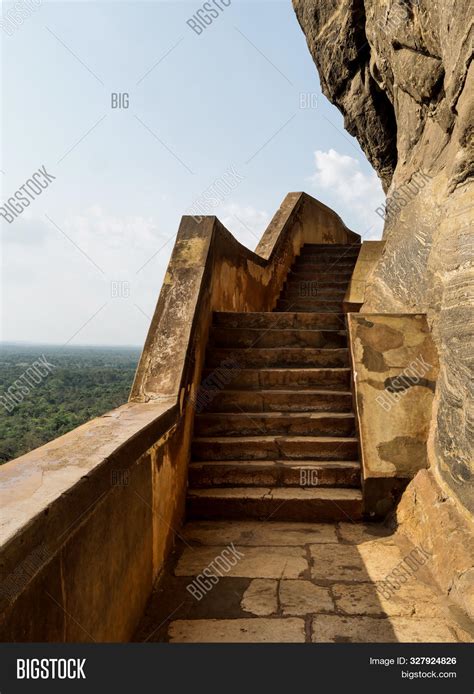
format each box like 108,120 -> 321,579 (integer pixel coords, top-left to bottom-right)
296,256 -> 358,266
209,327 -> 347,349
194,411 -> 355,436
188,460 -> 360,488
275,300 -> 343,313
191,436 -> 359,461
279,289 -> 346,301
287,270 -> 353,282
200,367 -> 351,391
293,251 -> 358,266
284,279 -> 350,291
296,257 -> 358,265
295,244 -> 360,259
295,253 -> 357,264
206,347 -> 349,369
292,252 -> 356,262
213,311 -> 345,330
291,263 -> 355,273
198,388 -> 352,413
299,244 -> 360,251
186,487 -> 363,521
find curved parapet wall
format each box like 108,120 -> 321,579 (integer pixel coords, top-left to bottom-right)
343,241 -> 385,313
0,192 -> 359,642
130,192 -> 359,403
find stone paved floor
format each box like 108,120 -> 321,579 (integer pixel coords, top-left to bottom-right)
133,521 -> 474,643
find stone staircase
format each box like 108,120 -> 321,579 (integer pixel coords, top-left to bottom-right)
187,244 -> 363,522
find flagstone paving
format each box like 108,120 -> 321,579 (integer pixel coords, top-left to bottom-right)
133,521 -> 474,643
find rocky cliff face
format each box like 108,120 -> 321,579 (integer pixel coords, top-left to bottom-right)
293,0 -> 473,512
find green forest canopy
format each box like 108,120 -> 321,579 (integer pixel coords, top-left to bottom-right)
0,344 -> 140,463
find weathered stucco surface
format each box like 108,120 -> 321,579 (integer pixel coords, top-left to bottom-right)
0,401 -> 188,641
347,313 -> 439,516
293,0 -> 473,513
344,241 -> 385,311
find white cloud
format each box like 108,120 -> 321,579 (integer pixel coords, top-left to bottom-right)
308,149 -> 385,239
219,202 -> 270,251
59,207 -> 168,271
1,207 -> 170,345
1,202 -> 273,345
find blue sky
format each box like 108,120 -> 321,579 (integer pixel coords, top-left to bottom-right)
1,0 -> 385,346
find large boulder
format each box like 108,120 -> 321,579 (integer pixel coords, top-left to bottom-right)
293,0 -> 473,512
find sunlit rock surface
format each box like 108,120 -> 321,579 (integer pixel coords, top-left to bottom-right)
293,0 -> 473,512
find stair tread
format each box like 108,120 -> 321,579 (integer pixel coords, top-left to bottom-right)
188,487 -> 363,500
198,388 -> 352,395
212,313 -> 347,329
190,460 -> 360,467
207,348 -> 349,364
209,327 -> 347,348
300,243 -> 361,251
296,255 -> 357,260
286,274 -> 353,284
213,327 -> 346,334
219,367 -> 350,372
289,269 -> 353,274
204,368 -> 351,373
213,311 -> 345,317
280,291 -> 347,297
210,347 -> 348,352
196,411 -> 354,419
294,264 -> 355,268
193,435 -> 358,443
276,304 -> 343,309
